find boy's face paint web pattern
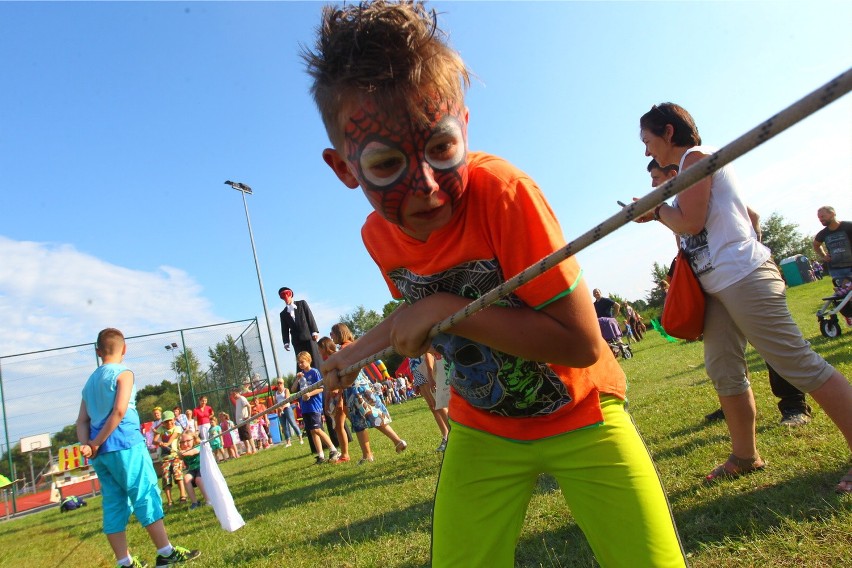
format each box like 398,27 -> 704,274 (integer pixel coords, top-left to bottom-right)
343,102 -> 468,227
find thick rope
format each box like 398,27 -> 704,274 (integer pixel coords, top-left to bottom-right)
206,67 -> 850,446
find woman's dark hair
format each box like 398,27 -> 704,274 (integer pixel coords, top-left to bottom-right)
640,103 -> 701,147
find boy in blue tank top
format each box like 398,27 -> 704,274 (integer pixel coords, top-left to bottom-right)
77,328 -> 200,568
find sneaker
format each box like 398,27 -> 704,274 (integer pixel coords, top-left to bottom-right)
357,456 -> 374,465
704,408 -> 725,422
395,439 -> 407,453
328,449 -> 341,462
155,545 -> 201,566
436,439 -> 447,453
299,438 -> 304,445
119,557 -> 148,568
189,501 -> 200,510
780,412 -> 811,427
285,441 -> 291,447
314,456 -> 327,464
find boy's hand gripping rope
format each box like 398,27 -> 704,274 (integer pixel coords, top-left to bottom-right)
207,67 -> 851,446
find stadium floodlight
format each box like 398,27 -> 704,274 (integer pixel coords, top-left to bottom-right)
224,180 -> 252,194
224,180 -> 281,379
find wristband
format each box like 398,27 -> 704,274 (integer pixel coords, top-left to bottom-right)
653,204 -> 663,221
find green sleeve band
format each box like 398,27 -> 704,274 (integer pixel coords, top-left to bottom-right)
533,268 -> 584,310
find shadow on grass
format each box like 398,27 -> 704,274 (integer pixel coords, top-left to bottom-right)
515,523 -> 597,568
233,456 -> 438,522
645,420 -> 777,462
311,499 -> 431,546
504,469 -> 850,568
52,528 -> 101,568
212,498 -> 434,566
669,469 -> 851,555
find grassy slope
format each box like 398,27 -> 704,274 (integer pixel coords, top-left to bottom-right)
1,279 -> 849,568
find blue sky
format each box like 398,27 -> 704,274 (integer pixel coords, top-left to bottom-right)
1,1 -> 850,440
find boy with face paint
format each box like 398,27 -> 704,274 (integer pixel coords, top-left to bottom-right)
305,2 -> 686,566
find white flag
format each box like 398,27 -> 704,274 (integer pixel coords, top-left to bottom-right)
200,442 -> 245,532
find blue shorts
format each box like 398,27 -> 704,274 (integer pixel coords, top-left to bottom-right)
302,411 -> 323,431
91,442 -> 163,534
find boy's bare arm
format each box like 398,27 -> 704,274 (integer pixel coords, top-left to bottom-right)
391,279 -> 603,368
323,279 -> 604,391
321,308 -> 400,390
76,401 -> 93,456
303,387 -> 324,399
83,370 -> 135,457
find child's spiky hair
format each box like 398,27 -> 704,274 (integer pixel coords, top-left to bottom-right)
303,0 -> 470,149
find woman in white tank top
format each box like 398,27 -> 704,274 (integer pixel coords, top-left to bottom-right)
634,103 -> 852,494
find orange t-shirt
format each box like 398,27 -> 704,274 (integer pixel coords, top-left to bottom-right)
362,152 -> 626,441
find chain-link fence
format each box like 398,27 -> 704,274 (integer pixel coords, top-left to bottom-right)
0,318 -> 268,516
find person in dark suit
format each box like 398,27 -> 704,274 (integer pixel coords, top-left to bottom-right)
279,286 -> 352,449
279,287 -> 323,372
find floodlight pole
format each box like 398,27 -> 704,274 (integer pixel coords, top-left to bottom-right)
225,181 -> 282,379
165,343 -> 184,407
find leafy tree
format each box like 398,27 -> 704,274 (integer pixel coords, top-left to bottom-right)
340,305 -> 383,337
645,260 -> 671,309
1,440 -> 54,489
207,335 -> 254,394
137,379 -> 177,400
51,424 -> 79,448
382,299 -> 404,318
135,379 -> 179,422
169,347 -> 203,409
760,212 -> 813,261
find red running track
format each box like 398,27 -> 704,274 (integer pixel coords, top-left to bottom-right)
0,479 -> 100,516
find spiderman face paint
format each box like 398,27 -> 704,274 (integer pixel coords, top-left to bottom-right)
343,100 -> 469,239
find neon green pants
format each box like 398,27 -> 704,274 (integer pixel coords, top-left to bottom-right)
431,396 -> 686,567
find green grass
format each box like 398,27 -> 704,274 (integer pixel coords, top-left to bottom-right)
1,279 -> 850,567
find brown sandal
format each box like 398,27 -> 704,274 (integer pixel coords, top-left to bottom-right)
705,453 -> 766,482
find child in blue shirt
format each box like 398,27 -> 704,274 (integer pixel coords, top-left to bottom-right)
296,350 -> 340,464
77,328 -> 200,568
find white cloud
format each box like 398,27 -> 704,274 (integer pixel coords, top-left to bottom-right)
0,236 -> 219,356
0,236 -> 223,444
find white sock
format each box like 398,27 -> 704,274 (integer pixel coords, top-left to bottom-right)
117,557 -> 133,567
157,544 -> 174,556
317,451 -> 325,459
329,445 -> 337,453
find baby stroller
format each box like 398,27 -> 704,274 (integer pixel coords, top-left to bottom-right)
598,317 -> 633,359
816,277 -> 852,338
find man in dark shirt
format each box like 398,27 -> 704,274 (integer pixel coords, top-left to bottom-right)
814,206 -> 852,280
592,288 -> 621,319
